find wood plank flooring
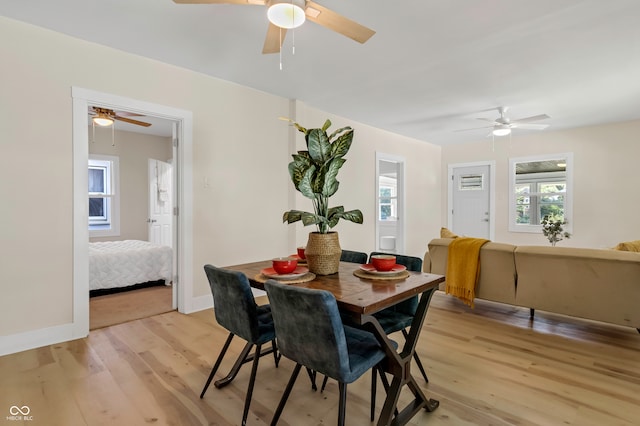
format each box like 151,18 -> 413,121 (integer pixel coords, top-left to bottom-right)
89,285 -> 174,330
1,291 -> 639,425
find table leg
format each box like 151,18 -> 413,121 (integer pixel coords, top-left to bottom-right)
364,288 -> 439,426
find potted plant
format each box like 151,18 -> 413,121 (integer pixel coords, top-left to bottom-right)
282,119 -> 363,274
541,215 -> 571,246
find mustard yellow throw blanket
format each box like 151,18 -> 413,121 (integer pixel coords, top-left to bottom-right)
445,237 -> 490,308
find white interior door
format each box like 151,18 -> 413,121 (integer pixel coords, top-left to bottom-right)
148,158 -> 172,247
449,163 -> 493,239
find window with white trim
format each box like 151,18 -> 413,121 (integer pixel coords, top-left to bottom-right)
89,154 -> 120,237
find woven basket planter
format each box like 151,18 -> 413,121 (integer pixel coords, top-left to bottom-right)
305,232 -> 341,275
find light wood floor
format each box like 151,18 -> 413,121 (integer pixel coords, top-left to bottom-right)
2,291 -> 639,426
89,285 -> 174,330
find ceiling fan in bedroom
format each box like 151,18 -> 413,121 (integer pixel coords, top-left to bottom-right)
456,106 -> 550,137
172,0 -> 376,54
88,107 -> 152,128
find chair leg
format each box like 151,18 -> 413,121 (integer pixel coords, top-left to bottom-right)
200,332 -> 234,398
241,343 -> 262,426
370,367 -> 377,421
402,329 -> 429,383
320,375 -> 329,392
271,339 -> 281,367
214,341 -> 254,389
270,363 -> 302,426
306,368 -> 317,391
337,382 -> 347,426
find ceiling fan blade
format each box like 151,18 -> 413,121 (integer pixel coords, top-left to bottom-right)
305,1 -> 375,44
477,117 -> 499,124
172,0 -> 264,5
511,114 -> 550,124
114,111 -> 145,117
510,123 -> 549,130
454,125 -> 493,132
263,23 -> 287,54
114,116 -> 152,127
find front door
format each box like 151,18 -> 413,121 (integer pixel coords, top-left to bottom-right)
449,163 -> 492,239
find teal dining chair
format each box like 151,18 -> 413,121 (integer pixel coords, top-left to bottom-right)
340,249 -> 368,264
201,264 -> 280,426
265,280 -> 393,426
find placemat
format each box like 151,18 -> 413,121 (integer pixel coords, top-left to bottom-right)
253,272 -> 316,284
353,269 -> 410,281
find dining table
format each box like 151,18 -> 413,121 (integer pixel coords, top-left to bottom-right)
225,260 -> 445,426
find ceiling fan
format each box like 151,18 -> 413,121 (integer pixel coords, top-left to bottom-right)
88,107 -> 151,127
172,0 -> 376,54
457,107 -> 550,136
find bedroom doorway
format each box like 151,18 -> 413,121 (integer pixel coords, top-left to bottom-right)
72,87 -> 194,338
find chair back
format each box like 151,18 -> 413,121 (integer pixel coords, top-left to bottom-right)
340,250 -> 368,264
265,280 -> 351,382
203,264 -> 261,343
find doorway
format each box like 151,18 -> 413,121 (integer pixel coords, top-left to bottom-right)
375,153 -> 405,253
448,161 -> 495,240
72,87 -> 193,339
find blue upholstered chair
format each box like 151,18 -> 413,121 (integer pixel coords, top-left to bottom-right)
202,265 -> 280,426
265,280 -> 392,426
368,252 -> 430,384
340,249 -> 368,264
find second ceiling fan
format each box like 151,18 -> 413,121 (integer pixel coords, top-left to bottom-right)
457,107 -> 550,136
173,0 -> 376,54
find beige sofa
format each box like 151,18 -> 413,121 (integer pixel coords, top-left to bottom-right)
424,238 -> 640,331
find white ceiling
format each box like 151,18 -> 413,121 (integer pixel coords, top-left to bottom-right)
3,0 -> 640,144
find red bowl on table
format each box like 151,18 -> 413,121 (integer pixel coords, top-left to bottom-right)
371,254 -> 396,271
272,257 -> 298,274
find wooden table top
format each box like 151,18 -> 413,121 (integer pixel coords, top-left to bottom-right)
225,260 -> 445,316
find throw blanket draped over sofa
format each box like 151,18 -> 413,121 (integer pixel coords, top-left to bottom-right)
425,238 -> 640,331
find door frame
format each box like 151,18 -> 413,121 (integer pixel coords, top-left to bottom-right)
447,161 -> 496,241
72,87 -> 193,339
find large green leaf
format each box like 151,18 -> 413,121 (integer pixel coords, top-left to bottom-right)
330,129 -> 354,159
298,166 -> 316,199
340,209 -> 364,224
328,126 -> 352,142
307,128 -> 331,165
322,158 -> 345,197
321,119 -> 332,132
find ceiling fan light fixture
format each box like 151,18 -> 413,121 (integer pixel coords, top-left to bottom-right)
92,113 -> 114,127
267,0 -> 305,29
492,125 -> 511,136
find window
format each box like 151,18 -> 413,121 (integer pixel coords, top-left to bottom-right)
509,154 -> 572,233
89,155 -> 120,237
378,180 -> 397,221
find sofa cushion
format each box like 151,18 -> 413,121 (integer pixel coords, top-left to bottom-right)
613,240 -> 640,252
440,227 -> 459,239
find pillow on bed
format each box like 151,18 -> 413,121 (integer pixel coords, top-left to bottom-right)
440,227 -> 459,239
613,240 -> 640,252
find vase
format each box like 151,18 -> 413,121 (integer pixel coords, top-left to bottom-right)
305,232 -> 341,275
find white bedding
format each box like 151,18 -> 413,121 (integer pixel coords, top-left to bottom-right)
89,240 -> 172,291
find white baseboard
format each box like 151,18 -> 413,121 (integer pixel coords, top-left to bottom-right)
1,294 -> 214,356
0,322 -> 82,357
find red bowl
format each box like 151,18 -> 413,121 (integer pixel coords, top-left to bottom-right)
297,247 -> 306,260
272,257 -> 298,274
371,254 -> 396,271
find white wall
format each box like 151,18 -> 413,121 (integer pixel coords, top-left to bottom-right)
0,17 -> 443,350
441,119 -> 640,248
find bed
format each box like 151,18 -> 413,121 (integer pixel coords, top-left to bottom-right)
89,240 -> 172,293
